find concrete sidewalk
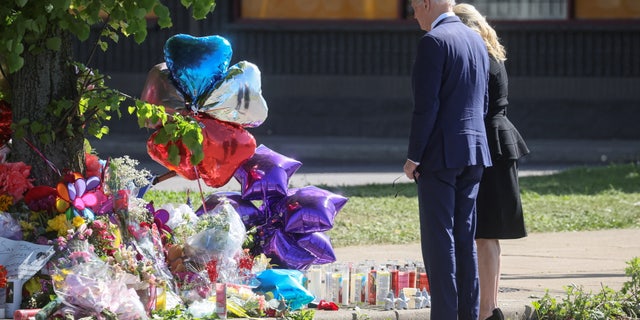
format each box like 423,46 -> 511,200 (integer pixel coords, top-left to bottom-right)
313,228 -> 640,320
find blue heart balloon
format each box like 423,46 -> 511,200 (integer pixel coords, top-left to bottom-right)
163,34 -> 233,106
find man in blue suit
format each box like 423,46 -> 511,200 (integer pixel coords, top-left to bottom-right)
403,0 -> 491,319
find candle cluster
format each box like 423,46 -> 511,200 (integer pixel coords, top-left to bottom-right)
303,260 -> 432,311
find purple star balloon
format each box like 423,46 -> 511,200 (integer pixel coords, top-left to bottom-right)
273,186 -> 348,234
296,232 -> 336,265
234,144 -> 302,201
263,230 -> 317,270
195,191 -> 266,228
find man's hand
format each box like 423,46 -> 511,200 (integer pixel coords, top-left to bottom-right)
404,160 -> 420,181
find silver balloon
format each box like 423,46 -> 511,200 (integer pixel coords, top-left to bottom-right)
140,63 -> 187,114
198,61 -> 268,128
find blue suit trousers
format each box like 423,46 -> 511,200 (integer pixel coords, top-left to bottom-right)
417,165 -> 483,320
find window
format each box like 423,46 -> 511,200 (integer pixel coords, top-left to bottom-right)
237,0 -> 639,22
461,0 -> 568,20
574,0 -> 640,19
240,0 -> 403,20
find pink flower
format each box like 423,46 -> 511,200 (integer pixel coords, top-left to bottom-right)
0,162 -> 34,203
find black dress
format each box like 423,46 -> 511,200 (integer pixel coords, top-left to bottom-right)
476,57 -> 530,239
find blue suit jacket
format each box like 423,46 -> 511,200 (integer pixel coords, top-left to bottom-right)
408,16 -> 492,171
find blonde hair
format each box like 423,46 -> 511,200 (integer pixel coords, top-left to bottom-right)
453,3 -> 506,61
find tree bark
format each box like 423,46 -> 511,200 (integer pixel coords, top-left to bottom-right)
9,27 -> 84,187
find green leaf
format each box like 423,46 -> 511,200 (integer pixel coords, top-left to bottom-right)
39,132 -> 52,144
15,0 -> 28,8
7,54 -> 24,73
154,4 -> 172,28
30,121 -> 44,134
154,129 -> 170,145
46,37 -> 61,51
133,28 -> 147,44
133,8 -> 147,19
189,147 -> 203,165
192,1 -> 216,20
23,19 -> 38,32
168,143 -> 180,166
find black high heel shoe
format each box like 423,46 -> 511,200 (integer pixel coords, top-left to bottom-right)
485,308 -> 505,320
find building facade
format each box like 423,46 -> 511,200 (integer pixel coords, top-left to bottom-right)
79,0 -> 640,140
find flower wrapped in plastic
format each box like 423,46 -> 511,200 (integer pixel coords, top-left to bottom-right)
186,201 -> 245,261
52,255 -> 148,319
0,211 -> 22,240
184,200 -> 247,284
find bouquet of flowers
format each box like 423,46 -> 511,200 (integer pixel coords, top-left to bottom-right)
51,256 -> 148,319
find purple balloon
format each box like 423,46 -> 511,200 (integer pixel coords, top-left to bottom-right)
164,34 -> 233,104
263,230 -> 316,270
234,145 -> 302,201
296,232 -> 336,265
195,191 -> 265,227
274,186 -> 348,234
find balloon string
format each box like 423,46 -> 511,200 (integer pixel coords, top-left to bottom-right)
22,137 -> 61,176
193,165 -> 208,214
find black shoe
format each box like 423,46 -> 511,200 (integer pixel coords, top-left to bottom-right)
485,308 -> 505,320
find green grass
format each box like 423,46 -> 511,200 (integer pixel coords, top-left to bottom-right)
145,163 -> 640,248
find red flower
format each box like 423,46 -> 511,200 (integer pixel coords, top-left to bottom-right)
237,249 -> 254,271
206,259 -> 218,283
0,162 -> 34,204
0,264 -> 7,288
85,153 -> 102,178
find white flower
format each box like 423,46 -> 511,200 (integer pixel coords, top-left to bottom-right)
162,203 -> 198,230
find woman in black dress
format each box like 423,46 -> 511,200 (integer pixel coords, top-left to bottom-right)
454,4 -> 530,320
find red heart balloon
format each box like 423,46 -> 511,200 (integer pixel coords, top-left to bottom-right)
147,115 -> 256,187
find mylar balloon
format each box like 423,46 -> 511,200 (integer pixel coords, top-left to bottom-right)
147,115 -> 257,187
296,232 -> 336,265
234,145 -> 302,201
164,34 -> 233,105
254,269 -> 314,311
263,230 -> 317,270
275,186 -> 348,234
198,61 -> 268,128
140,63 -> 187,117
194,191 -> 265,227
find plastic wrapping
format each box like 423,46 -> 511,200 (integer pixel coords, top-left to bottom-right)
52,258 -> 148,319
0,212 -> 22,240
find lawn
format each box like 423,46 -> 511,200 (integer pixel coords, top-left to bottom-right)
145,163 -> 640,248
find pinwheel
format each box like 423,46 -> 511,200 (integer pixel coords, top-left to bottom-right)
55,173 -> 101,221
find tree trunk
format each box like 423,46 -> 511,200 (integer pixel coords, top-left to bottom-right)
9,27 -> 84,187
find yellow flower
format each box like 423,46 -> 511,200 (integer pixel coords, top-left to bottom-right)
72,216 -> 85,228
113,226 -> 122,248
0,194 -> 12,211
51,272 -> 65,286
47,214 -> 73,236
